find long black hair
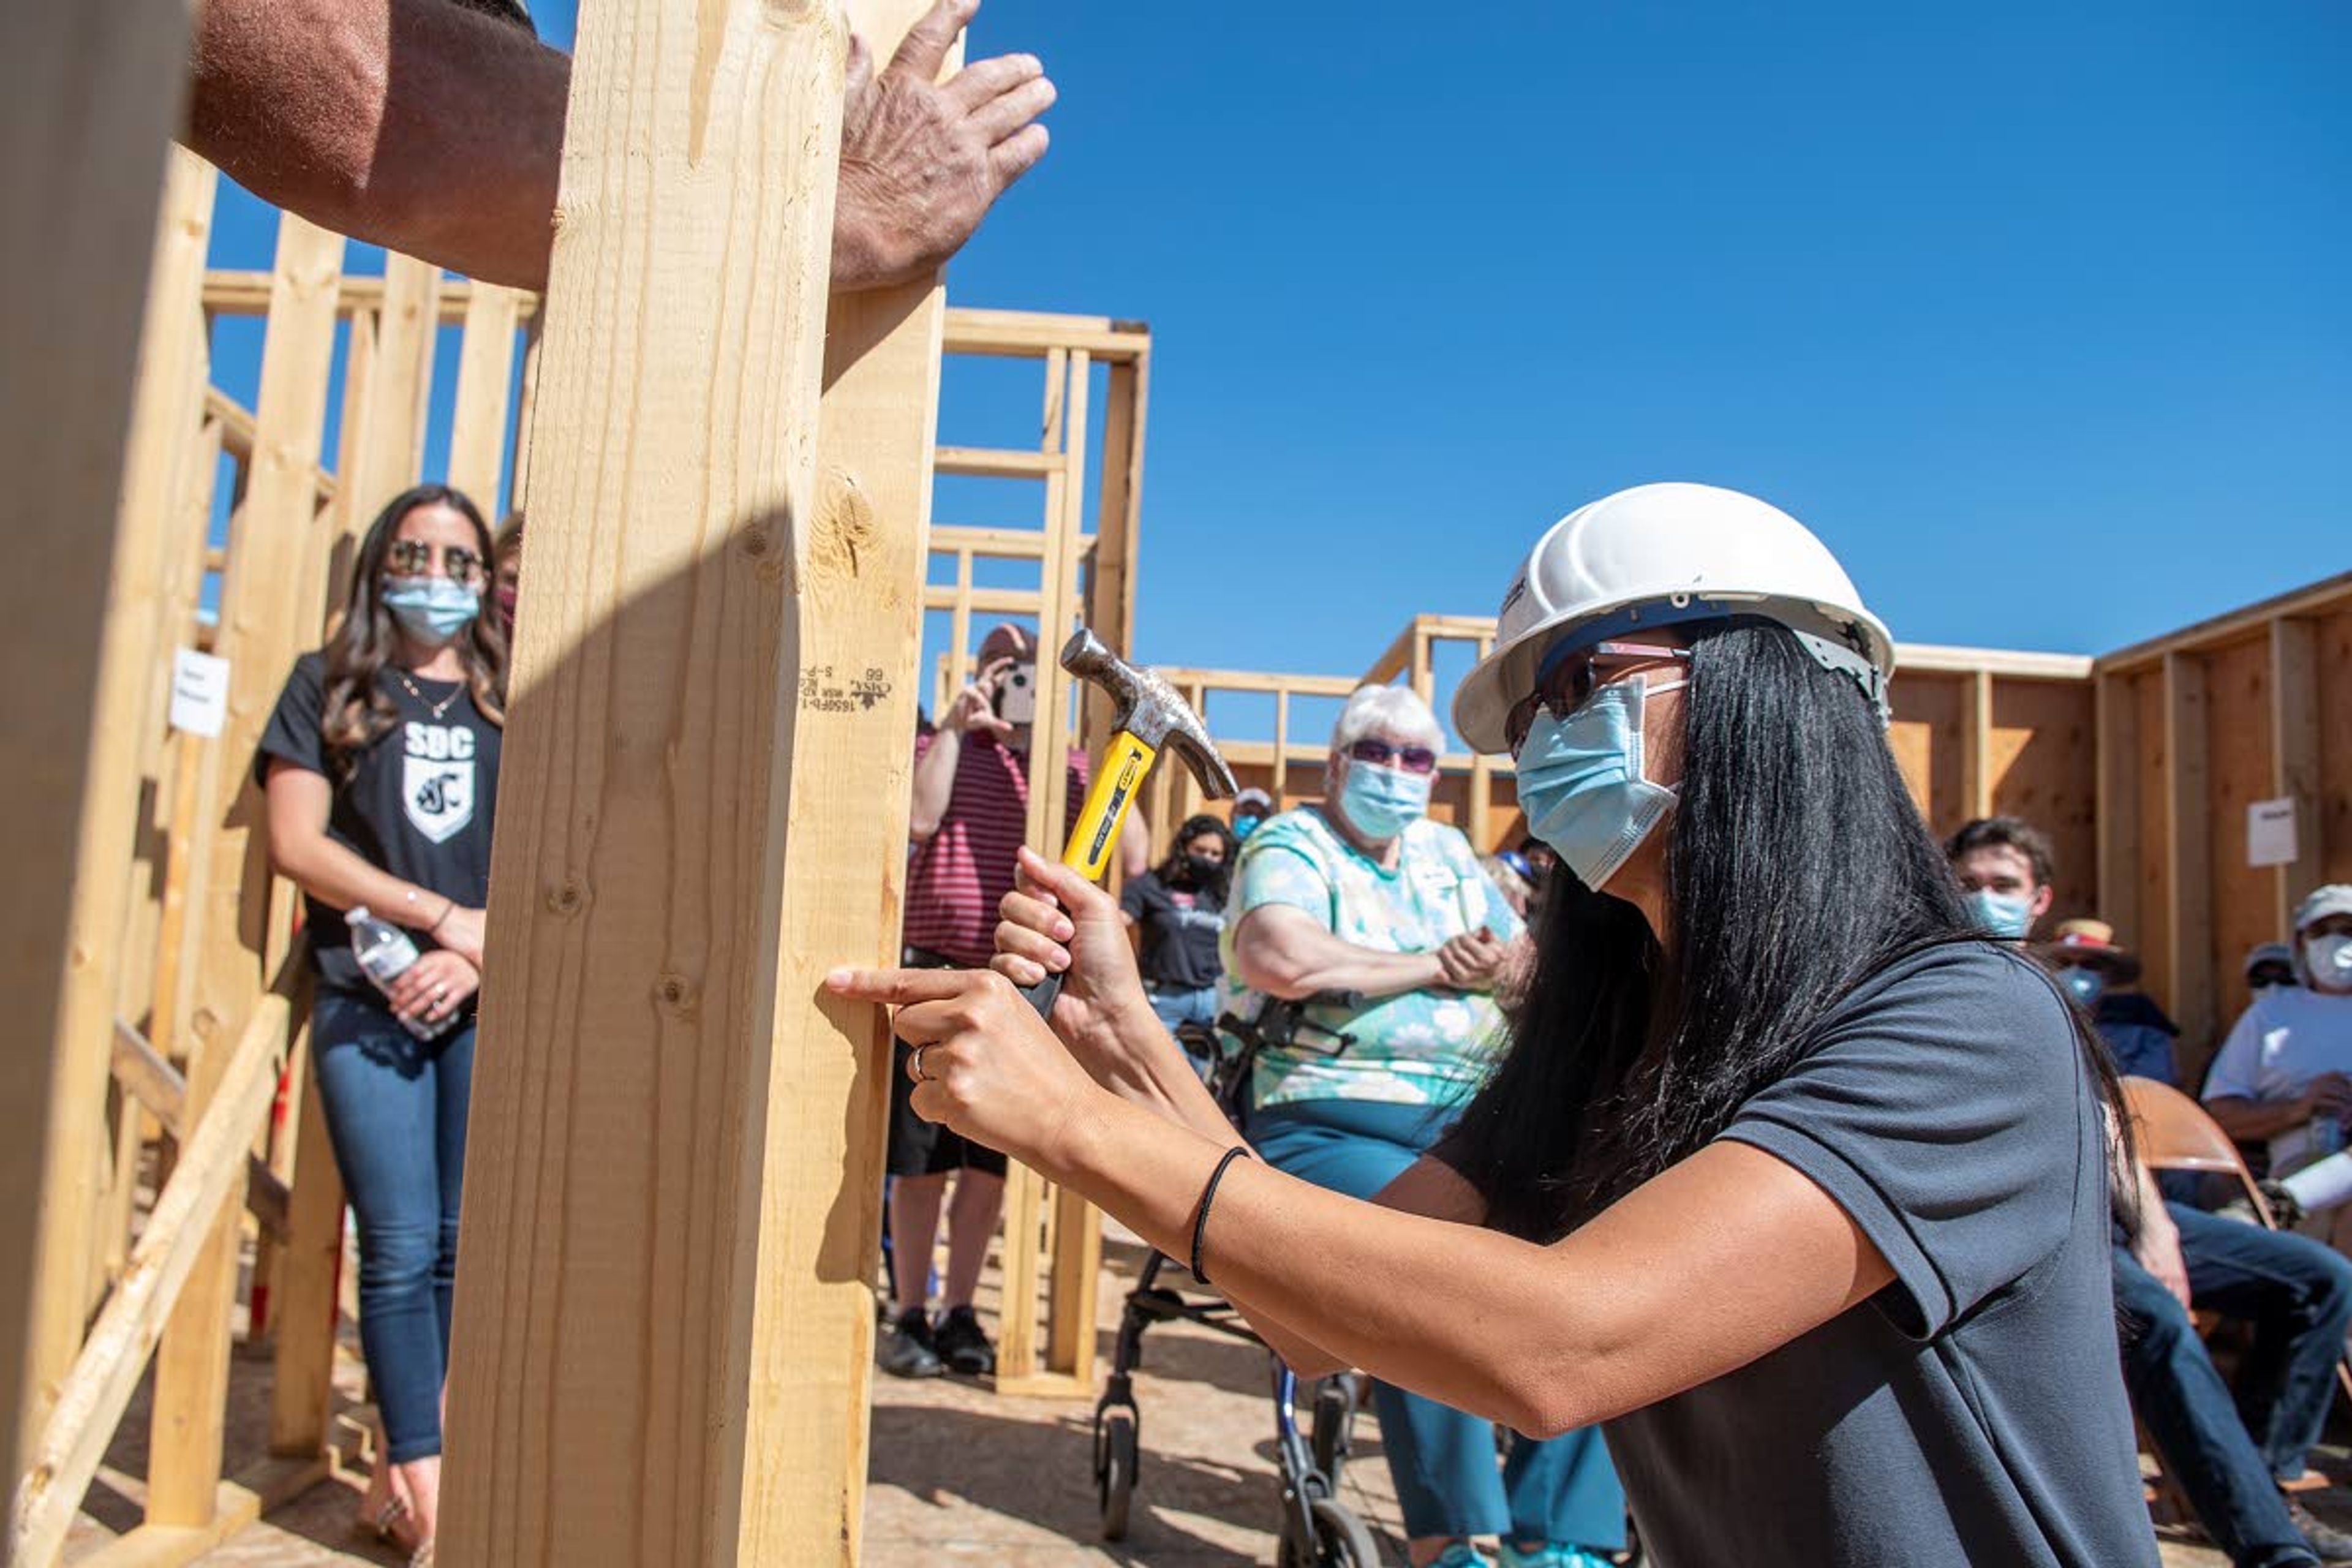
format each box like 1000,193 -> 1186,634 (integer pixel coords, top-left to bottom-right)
1442,621 -> 2133,1242
1159,813 -> 1237,904
320,483 -> 508,777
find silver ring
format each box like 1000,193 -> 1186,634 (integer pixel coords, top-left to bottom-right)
908,1044 -> 932,1084
433,987 -> 448,1003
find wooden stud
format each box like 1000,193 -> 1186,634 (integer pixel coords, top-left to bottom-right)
10,102 -> 208,1475
1961,669 -> 1995,820
2097,672 -> 2143,949
507,308 -> 546,513
143,213 -> 345,1531
433,0 -> 876,1561
2272,617 -> 2323,924
347,254 -> 442,513
266,1028 -> 344,1460
447,284 -> 524,510
2163,652 -> 2215,1053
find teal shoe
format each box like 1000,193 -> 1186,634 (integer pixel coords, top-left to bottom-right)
1498,1545 -> 1615,1568
1430,1547 -> 1496,1568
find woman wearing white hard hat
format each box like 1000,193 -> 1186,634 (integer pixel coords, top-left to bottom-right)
830,482 -> 2158,1566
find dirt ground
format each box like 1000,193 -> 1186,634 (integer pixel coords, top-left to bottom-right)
58,1218 -> 2318,1566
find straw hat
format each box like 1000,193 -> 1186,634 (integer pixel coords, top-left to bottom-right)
2040,918 -> 2142,983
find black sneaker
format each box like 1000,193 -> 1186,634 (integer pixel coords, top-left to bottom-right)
2288,1499 -> 2352,1566
934,1305 -> 997,1378
878,1307 -> 943,1379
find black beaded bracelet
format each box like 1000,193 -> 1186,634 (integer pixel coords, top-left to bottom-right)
1189,1145 -> 1252,1287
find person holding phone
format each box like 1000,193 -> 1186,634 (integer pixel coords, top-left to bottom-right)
881,622 -> 1147,1379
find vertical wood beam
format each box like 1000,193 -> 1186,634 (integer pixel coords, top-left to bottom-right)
2097,672 -> 2142,947
346,254 -> 442,514
145,213 -> 346,1529
2271,617 -> 2322,928
447,284 -> 523,510
436,0 -> 863,1561
2163,652 -> 2215,1050
505,309 -> 546,514
9,68 -> 202,1475
266,1034 -> 343,1458
1960,669 -> 1995,821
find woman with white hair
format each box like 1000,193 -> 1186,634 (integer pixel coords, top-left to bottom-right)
1207,683 -> 1624,1568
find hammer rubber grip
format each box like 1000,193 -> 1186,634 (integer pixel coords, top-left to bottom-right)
1020,970 -> 1065,1020
1063,732 -> 1158,881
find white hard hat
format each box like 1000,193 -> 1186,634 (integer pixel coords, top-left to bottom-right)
1452,482 -> 1896,754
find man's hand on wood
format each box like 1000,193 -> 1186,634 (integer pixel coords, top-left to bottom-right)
832,0 -> 1055,290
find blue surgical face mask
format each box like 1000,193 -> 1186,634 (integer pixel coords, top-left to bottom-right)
1337,759 -> 1430,841
382,575 -> 482,644
1233,814 -> 1263,840
1965,889 -> 2035,940
1512,675 -> 1683,891
2056,966 -> 2105,1006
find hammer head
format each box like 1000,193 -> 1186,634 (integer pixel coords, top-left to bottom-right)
1058,627 -> 1238,801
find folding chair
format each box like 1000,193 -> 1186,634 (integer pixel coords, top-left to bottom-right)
2120,1074 -> 2352,1512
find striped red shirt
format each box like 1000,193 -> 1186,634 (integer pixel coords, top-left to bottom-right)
902,731 -> 1088,967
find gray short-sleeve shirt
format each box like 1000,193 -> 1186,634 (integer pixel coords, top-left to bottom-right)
1602,944 -> 2158,1567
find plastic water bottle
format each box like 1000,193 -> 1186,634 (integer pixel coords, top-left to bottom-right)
349,905 -> 441,1040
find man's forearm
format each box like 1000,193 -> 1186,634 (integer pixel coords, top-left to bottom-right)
189,0 -> 566,288
2206,1094 -> 2315,1144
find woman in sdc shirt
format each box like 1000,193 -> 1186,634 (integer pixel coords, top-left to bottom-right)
1119,815 -> 1235,1051
257,483 -> 505,1564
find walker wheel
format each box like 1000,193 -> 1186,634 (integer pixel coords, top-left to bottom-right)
1308,1495 -> 1381,1566
1098,1404 -> 1138,1540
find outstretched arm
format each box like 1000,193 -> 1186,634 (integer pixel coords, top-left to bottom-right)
184,0 -> 1052,292
829,963 -> 1894,1436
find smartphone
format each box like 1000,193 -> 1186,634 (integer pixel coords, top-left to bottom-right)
995,661 -> 1038,724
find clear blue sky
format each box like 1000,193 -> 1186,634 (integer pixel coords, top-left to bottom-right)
204,0 -> 2350,688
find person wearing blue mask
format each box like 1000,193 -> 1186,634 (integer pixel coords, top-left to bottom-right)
1948,821 -> 2352,1567
1230,785 -> 1274,842
844,481 -> 2168,1568
257,483 -> 506,1561
1191,682 -> 1619,1568
1946,815 -> 2056,941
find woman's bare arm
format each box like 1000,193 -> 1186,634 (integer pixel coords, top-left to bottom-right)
835,965 -> 1895,1438
263,760 -> 464,933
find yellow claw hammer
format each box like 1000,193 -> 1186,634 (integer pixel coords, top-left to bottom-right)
1022,627 -> 1237,1016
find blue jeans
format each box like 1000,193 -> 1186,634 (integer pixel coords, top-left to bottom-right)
1147,984 -> 1218,1080
1248,1098 -> 1626,1549
2115,1202 -> 2352,1567
311,989 -> 478,1463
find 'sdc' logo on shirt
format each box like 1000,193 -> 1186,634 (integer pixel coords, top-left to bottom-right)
404,722 -> 476,845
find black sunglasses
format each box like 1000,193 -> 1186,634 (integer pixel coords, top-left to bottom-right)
1505,640 -> 1692,754
385,538 -> 487,583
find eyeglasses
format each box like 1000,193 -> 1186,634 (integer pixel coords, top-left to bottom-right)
1504,639 -> 1692,755
1346,738 -> 1439,775
385,539 -> 486,584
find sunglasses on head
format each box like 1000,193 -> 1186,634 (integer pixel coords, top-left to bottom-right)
385,538 -> 486,583
1504,639 -> 1693,754
1346,738 -> 1439,775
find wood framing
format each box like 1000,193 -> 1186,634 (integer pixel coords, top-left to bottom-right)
145,213 -> 345,1531
435,0 -> 858,1561
4,0 -> 197,1494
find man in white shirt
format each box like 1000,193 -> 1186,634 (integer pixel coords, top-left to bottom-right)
2204,886 -> 2352,1253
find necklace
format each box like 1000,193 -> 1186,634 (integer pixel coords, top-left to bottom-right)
394,668 -> 464,721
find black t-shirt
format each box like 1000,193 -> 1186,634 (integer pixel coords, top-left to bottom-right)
255,652 -> 502,994
1120,870 -> 1226,990
1600,946 -> 2158,1566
